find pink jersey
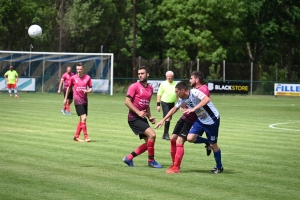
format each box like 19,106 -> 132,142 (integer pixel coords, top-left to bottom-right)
69,74 -> 92,105
126,82 -> 153,121
181,84 -> 210,123
61,72 -> 75,91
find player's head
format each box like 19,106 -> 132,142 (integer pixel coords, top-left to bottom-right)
175,81 -> 189,98
76,62 -> 84,76
138,66 -> 149,83
9,66 -> 13,71
66,66 -> 72,73
165,71 -> 174,83
190,71 -> 204,88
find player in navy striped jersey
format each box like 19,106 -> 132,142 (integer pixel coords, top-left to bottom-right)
157,81 -> 223,173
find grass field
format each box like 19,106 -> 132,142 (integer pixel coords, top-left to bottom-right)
1,92 -> 300,200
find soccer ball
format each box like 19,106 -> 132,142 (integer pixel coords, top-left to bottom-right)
28,24 -> 42,38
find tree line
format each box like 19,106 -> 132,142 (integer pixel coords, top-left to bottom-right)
0,0 -> 299,81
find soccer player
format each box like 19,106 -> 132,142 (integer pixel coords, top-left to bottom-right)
156,71 -> 177,140
4,66 -> 19,98
123,66 -> 162,168
155,71 -> 212,174
180,81 -> 223,173
58,66 -> 74,115
64,63 -> 92,142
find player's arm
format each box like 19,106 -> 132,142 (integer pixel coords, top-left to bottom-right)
84,87 -> 92,94
125,96 -> 147,118
156,83 -> 163,112
184,94 -> 210,115
146,105 -> 156,124
63,86 -> 71,105
155,106 -> 179,129
15,72 -> 18,83
58,79 -> 64,94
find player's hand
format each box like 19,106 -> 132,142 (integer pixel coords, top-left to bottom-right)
137,110 -> 148,118
183,108 -> 194,115
154,120 -> 164,129
157,106 -> 160,112
149,117 -> 156,124
58,90 -> 61,94
63,99 -> 67,105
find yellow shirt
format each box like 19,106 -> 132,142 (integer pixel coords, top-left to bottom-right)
5,70 -> 18,84
157,80 -> 177,103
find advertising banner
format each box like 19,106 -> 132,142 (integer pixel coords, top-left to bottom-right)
0,78 -> 36,91
274,83 -> 300,96
208,82 -> 249,94
92,79 -> 109,93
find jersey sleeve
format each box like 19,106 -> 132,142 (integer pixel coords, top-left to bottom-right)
15,71 -> 18,77
175,98 -> 183,108
157,82 -> 164,96
88,77 -> 92,87
126,83 -> 137,98
191,89 -> 207,100
69,76 -> 74,87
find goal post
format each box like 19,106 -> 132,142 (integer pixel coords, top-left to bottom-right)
0,51 -> 114,95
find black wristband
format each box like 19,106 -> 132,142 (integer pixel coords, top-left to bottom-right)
157,102 -> 160,106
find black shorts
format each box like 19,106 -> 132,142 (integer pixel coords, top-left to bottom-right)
172,118 -> 193,140
64,90 -> 73,100
128,117 -> 150,140
161,101 -> 175,117
75,104 -> 88,116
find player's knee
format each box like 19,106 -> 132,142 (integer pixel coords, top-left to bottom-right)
187,135 -> 197,143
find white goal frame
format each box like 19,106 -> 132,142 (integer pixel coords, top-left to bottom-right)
0,51 -> 114,95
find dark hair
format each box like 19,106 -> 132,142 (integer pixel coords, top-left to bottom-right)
190,71 -> 204,84
77,62 -> 83,67
138,66 -> 149,73
175,81 -> 189,91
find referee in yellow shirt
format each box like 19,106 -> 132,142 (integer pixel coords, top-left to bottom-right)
157,71 -> 177,140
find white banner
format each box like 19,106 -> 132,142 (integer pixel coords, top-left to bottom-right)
0,78 -> 36,91
92,79 -> 109,93
274,83 -> 300,96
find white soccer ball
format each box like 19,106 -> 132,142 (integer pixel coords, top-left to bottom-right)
28,24 -> 42,38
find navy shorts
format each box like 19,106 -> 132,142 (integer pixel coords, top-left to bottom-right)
75,104 -> 88,116
172,118 -> 193,140
189,117 -> 220,144
128,117 -> 150,140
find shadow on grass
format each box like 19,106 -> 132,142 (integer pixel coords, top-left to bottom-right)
183,169 -> 238,174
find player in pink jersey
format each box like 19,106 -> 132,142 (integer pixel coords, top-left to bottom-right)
123,66 -> 162,168
64,63 -> 92,142
58,66 -> 75,115
155,71 -> 211,173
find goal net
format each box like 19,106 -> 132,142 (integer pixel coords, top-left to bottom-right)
0,51 -> 114,95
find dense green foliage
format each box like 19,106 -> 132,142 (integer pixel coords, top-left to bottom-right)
0,93 -> 300,199
0,0 -> 299,81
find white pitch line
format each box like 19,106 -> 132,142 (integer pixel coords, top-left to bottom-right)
2,129 -> 117,132
269,121 -> 300,132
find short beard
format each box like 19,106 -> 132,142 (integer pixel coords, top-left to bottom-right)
140,78 -> 147,83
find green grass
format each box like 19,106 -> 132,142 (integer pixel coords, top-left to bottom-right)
1,92 -> 300,200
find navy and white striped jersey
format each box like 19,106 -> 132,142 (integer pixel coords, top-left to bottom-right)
175,89 -> 219,125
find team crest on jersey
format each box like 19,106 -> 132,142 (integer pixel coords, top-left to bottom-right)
139,88 -> 143,94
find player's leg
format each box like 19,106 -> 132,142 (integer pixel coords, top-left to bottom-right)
187,120 -> 211,156
161,102 -> 174,140
205,118 -> 223,173
73,105 -> 87,142
123,118 -> 151,167
79,105 -> 90,142
13,84 -> 19,98
7,84 -> 12,98
143,127 -> 162,168
61,91 -> 67,115
168,118 -> 184,168
66,91 -> 73,115
166,119 -> 190,174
